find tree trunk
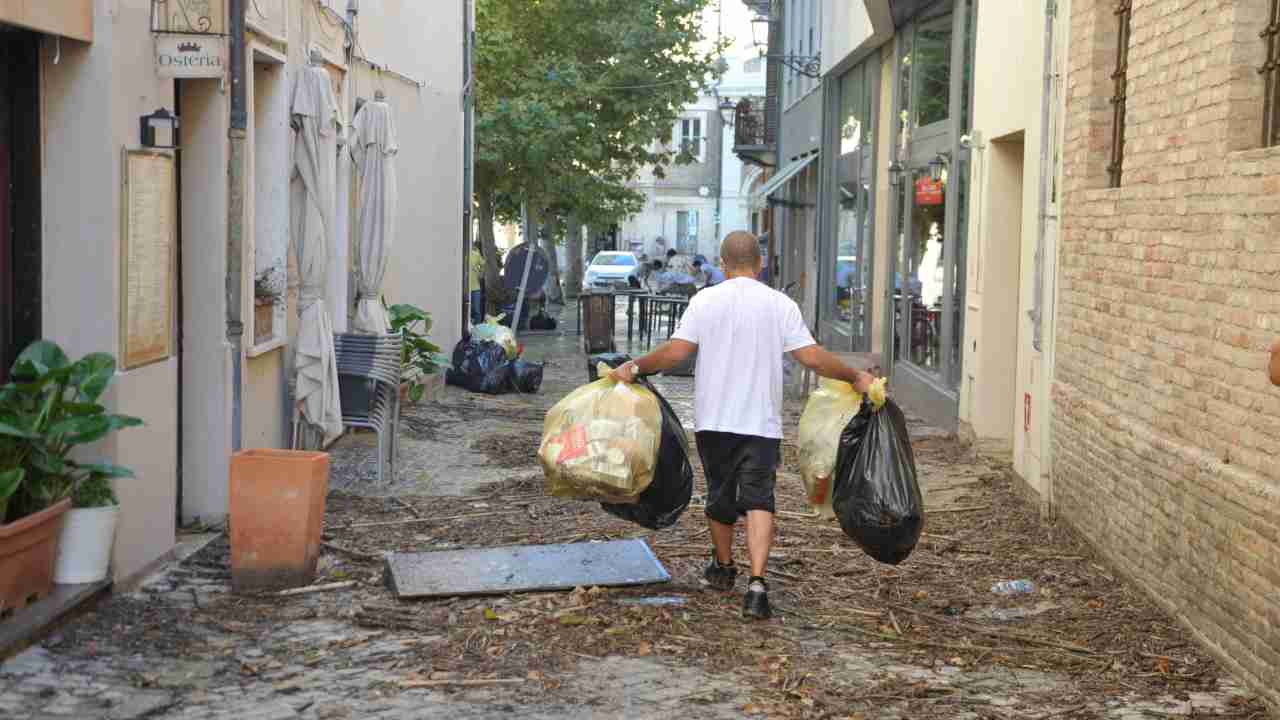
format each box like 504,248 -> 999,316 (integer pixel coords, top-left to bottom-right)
477,185 -> 506,313
538,212 -> 564,305
564,217 -> 584,299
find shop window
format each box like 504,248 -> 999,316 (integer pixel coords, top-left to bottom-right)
912,15 -> 952,131
827,59 -> 876,347
1108,0 -> 1132,188
1263,0 -> 1280,147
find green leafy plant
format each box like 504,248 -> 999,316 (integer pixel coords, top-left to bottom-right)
0,340 -> 142,522
387,304 -> 451,403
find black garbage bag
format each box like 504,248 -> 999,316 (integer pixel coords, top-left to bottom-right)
446,339 -> 512,395
510,359 -> 545,394
530,313 -> 558,331
600,378 -> 693,530
831,398 -> 924,565
586,353 -> 632,382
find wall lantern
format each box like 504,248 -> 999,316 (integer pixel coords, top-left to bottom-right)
140,107 -> 179,149
929,152 -> 950,183
888,161 -> 905,188
750,15 -> 773,49
718,97 -> 737,126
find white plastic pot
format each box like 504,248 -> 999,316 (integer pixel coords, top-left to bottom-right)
53,505 -> 120,584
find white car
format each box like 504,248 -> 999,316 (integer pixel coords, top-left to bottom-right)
583,252 -> 641,291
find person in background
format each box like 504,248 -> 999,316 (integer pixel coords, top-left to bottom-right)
610,231 -> 875,620
469,241 -> 486,326
651,259 -> 698,296
634,252 -> 653,290
693,258 -> 725,288
1270,338 -> 1279,386
666,248 -> 695,276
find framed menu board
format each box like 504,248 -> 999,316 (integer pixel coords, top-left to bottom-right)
120,149 -> 176,370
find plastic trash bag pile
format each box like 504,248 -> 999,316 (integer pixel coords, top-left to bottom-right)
796,377 -> 885,518
540,362 -> 665,502
472,315 -> 518,359
831,393 -> 923,565
798,374 -> 921,565
446,337 -> 543,395
541,355 -> 692,530
539,354 -> 918,557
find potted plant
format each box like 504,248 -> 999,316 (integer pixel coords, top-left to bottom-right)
253,267 -> 286,345
388,304 -> 450,404
0,341 -> 141,599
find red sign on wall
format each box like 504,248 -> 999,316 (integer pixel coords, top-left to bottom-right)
915,177 -> 944,206
1024,393 -> 1032,434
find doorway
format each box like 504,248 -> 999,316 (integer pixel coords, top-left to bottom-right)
0,29 -> 41,383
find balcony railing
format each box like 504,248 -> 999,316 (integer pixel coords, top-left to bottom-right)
733,100 -> 770,149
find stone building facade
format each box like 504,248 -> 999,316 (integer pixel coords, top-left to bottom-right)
1055,0 -> 1280,706
0,0 -> 467,586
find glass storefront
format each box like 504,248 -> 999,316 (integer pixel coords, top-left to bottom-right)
884,0 -> 976,428
819,52 -> 878,351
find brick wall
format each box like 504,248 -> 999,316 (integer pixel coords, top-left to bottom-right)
1056,0 -> 1280,707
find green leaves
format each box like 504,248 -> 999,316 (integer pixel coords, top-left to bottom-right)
12,340 -> 69,380
388,304 -> 449,379
0,340 -> 141,519
0,468 -> 22,520
71,473 -> 118,508
70,353 -> 117,403
475,0 -> 726,228
388,304 -> 433,335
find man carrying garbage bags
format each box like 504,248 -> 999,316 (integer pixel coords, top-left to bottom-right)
610,231 -> 876,620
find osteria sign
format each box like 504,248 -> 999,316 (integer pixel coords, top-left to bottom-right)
155,34 -> 228,79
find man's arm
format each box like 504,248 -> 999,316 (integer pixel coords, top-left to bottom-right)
610,340 -> 697,383
1270,338 -> 1280,387
791,344 -> 875,393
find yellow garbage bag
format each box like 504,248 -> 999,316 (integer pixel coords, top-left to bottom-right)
797,376 -> 887,518
473,314 -> 518,359
540,364 -> 664,503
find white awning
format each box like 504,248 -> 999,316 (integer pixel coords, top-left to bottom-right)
754,153 -> 819,202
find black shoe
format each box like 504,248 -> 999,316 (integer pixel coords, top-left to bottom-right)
704,555 -> 738,591
743,577 -> 772,620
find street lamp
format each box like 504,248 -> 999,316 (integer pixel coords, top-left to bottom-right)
140,107 -> 179,149
750,15 -> 772,50
718,97 -> 737,126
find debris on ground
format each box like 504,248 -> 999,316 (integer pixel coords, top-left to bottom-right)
3,315 -> 1270,719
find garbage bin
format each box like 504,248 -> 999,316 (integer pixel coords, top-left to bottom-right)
582,293 -> 616,354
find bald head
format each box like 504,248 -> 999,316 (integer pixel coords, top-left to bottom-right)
720,231 -> 762,274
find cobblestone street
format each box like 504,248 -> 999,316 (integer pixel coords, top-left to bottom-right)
0,305 -> 1270,719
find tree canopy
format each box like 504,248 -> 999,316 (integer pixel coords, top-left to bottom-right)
474,0 -> 725,299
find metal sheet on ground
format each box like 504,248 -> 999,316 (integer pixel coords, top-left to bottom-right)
384,539 -> 670,599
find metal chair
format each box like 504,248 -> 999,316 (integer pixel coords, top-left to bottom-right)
333,333 -> 404,484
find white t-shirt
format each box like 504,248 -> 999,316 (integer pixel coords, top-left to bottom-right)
671,277 -> 816,439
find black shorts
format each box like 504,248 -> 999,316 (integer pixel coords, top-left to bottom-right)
695,431 -> 781,525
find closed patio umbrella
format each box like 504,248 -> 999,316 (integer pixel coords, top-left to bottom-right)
291,51 -> 343,446
349,91 -> 398,334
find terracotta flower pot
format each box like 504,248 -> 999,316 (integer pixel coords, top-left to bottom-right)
229,450 -> 329,593
0,499 -> 71,616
